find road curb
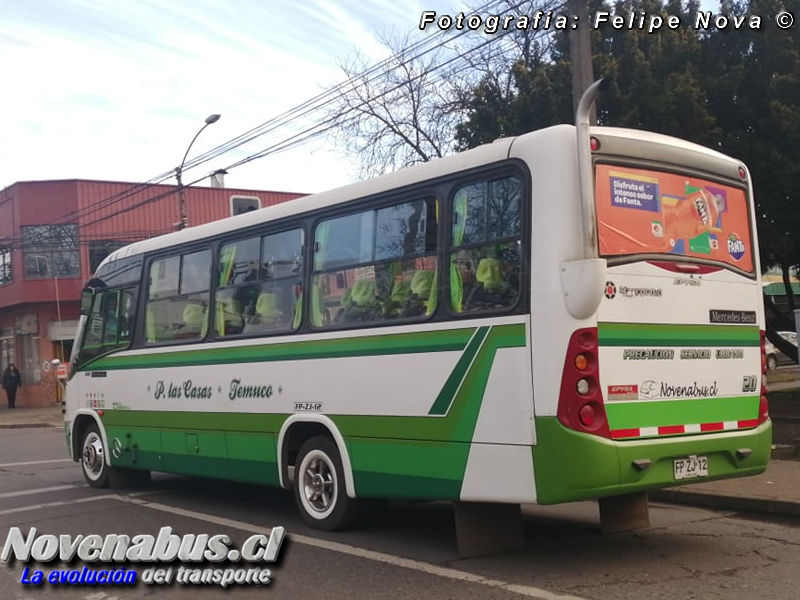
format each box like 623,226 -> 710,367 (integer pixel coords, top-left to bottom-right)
0,423 -> 61,429
650,489 -> 800,518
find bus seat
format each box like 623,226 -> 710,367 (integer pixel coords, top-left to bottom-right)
255,293 -> 283,324
340,280 -> 381,323
450,261 -> 463,312
410,269 -> 433,299
146,306 -> 157,342
291,291 -> 303,329
180,303 -> 208,338
310,282 -> 325,327
350,279 -> 377,305
216,298 -> 242,335
383,277 -> 409,317
476,258 -> 503,292
398,270 -> 435,317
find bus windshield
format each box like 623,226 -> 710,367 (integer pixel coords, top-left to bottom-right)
594,163 -> 754,274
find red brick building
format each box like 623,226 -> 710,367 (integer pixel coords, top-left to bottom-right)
0,178 -> 304,406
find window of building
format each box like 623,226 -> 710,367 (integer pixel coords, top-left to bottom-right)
18,334 -> 40,384
22,225 -> 80,279
145,249 -> 211,343
312,196 -> 438,328
216,228 -> 304,336
450,174 -> 523,313
0,247 -> 11,285
0,337 -> 15,371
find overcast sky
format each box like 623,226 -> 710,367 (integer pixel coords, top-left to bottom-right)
2,0 -> 721,196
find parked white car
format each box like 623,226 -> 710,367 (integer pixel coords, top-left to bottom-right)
765,330 -> 797,370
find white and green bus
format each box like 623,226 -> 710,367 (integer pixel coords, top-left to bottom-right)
65,81 -> 771,537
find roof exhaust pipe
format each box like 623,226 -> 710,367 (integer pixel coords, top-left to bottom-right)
560,78 -> 609,320
576,78 -> 609,258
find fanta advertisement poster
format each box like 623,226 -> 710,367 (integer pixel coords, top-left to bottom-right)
595,164 -> 753,273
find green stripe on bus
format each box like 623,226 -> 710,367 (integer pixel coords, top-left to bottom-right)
449,323 -> 527,441
104,424 -> 281,485
348,438 -> 465,498
428,327 -> 489,415
99,323 -> 527,442
102,411 -> 288,432
345,325 -> 527,496
604,396 -> 759,429
87,327 -> 477,371
334,323 -> 527,441
98,323 -> 527,497
598,323 -> 760,347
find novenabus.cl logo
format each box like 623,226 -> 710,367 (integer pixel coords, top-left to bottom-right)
3,526 -> 285,589
604,281 -> 617,299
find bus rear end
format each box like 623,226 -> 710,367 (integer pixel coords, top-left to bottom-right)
537,127 -> 771,504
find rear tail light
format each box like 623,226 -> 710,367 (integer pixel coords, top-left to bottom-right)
557,328 -> 610,438
759,331 -> 770,424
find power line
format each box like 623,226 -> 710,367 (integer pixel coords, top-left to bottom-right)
4,0 -> 565,249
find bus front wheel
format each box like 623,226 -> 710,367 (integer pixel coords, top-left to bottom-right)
81,423 -> 110,488
294,436 -> 359,530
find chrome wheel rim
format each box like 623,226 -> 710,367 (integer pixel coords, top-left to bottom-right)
82,431 -> 105,482
300,450 -> 337,519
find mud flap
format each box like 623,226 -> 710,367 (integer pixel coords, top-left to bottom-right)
598,491 -> 650,533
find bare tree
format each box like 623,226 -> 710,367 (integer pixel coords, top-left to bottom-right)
324,1 -> 565,177
325,32 -> 465,179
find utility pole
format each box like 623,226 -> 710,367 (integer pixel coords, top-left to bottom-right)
568,0 -> 595,124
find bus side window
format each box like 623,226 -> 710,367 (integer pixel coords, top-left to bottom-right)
103,292 -> 122,344
83,293 -> 105,349
77,286 -> 137,367
217,228 -> 304,337
145,250 -> 211,343
450,174 -> 522,314
312,196 -> 438,329
118,289 -> 136,341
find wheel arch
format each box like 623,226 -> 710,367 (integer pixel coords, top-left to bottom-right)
277,415 -> 356,498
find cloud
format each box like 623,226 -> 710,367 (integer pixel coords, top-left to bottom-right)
3,0 -> 459,193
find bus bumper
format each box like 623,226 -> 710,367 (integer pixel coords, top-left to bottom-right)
532,416 -> 772,505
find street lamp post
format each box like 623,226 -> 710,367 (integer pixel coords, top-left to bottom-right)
174,113 -> 221,229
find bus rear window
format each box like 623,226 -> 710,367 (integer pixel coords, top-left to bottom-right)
594,164 -> 754,274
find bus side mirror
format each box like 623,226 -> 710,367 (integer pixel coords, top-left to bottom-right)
80,289 -> 94,316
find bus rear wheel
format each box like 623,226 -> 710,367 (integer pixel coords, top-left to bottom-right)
81,423 -> 110,488
294,436 -> 359,530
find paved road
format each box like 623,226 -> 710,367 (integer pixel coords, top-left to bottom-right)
1,428 -> 799,600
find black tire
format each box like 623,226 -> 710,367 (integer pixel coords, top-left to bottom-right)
767,354 -> 778,370
80,423 -> 110,488
293,436 -> 360,531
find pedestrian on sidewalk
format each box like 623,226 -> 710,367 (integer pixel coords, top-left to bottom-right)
2,363 -> 22,409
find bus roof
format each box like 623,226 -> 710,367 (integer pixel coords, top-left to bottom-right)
98,123 -> 744,270
99,130 -> 525,269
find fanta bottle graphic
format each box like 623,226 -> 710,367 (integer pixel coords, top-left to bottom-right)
661,188 -> 721,254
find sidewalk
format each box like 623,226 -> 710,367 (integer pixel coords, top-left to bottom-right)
1,403 -> 799,520
0,403 -> 63,429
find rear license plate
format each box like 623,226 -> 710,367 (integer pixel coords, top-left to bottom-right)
673,455 -> 708,481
